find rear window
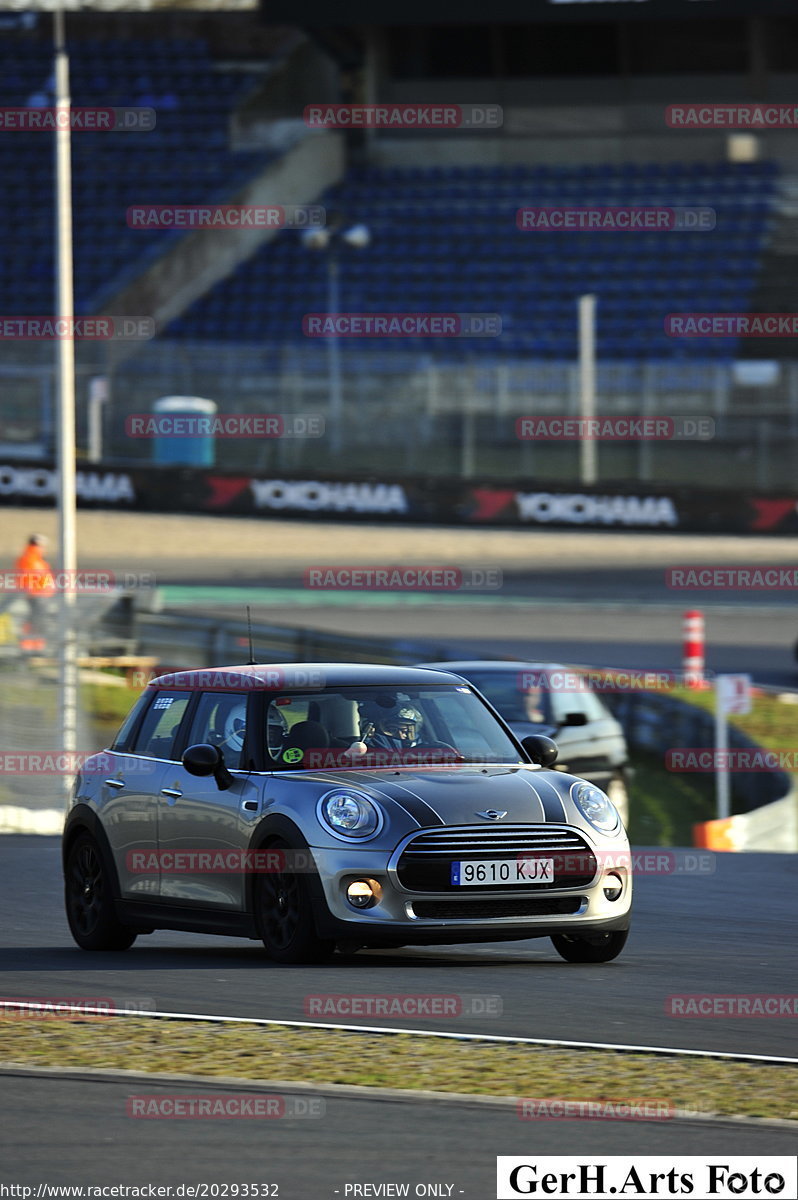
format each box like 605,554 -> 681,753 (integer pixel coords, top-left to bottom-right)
466,672 -> 555,725
130,690 -> 192,760
111,692 -> 151,752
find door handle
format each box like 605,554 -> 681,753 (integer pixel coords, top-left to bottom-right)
160,788 -> 183,799
104,779 -> 126,789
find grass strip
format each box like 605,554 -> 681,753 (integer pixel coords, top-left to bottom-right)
626,750 -> 715,845
0,1018 -> 796,1120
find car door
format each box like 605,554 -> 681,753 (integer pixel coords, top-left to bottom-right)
100,688 -> 193,898
156,690 -> 260,910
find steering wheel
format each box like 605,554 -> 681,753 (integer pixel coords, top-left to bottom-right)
409,741 -> 465,761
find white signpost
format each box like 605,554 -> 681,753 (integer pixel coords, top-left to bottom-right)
578,293 -> 597,486
715,674 -> 752,820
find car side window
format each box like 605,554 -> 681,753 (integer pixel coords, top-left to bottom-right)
130,690 -> 192,760
550,691 -> 604,723
581,691 -> 610,721
111,691 -> 151,752
265,698 -> 309,763
186,692 -> 247,771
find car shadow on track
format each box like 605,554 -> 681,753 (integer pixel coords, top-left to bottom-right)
0,943 -> 621,975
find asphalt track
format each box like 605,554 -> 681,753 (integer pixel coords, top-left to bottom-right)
1,1072 -> 795,1188
2,837 -> 796,1059
169,589 -> 798,689
2,517 -> 797,1181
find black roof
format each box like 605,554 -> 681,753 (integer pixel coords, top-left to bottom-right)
418,660 -> 565,673
149,662 -> 468,691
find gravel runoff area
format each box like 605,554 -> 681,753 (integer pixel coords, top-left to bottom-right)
1,508 -> 797,577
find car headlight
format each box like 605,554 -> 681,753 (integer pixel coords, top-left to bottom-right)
317,789 -> 383,840
572,781 -> 621,835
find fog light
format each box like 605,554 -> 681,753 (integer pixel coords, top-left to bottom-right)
603,873 -> 623,902
346,878 -> 381,909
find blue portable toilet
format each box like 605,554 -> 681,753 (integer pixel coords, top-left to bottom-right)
151,395 -> 217,467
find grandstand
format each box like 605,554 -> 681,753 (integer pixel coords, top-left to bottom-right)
1,4 -> 798,489
0,33 -> 280,314
166,159 -> 778,361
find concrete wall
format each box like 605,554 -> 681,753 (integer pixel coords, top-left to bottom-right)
369,79 -> 798,170
695,790 -> 798,852
608,688 -> 798,853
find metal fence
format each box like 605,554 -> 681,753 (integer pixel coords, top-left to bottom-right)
3,340 -> 798,487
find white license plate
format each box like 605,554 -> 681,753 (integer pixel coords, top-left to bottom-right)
451,858 -> 554,886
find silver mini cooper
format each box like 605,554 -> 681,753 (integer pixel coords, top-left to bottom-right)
63,663 -> 632,964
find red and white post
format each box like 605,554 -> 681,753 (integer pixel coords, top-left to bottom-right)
682,610 -> 704,687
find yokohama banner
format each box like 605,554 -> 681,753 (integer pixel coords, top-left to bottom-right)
1,460 -> 797,534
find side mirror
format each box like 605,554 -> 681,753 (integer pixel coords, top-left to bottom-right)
182,743 -> 234,791
521,734 -> 558,769
561,711 -> 588,727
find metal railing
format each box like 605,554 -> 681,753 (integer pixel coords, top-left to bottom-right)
4,341 -> 798,486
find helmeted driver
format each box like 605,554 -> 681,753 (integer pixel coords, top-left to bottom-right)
367,704 -> 424,751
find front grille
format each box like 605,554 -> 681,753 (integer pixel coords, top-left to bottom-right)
412,896 -> 584,920
396,825 -> 596,892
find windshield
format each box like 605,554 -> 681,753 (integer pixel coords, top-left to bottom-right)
264,683 -> 523,770
462,671 -> 556,726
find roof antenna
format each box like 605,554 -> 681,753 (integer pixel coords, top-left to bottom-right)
246,605 -> 257,665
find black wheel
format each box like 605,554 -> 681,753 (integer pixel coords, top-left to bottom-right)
64,832 -> 136,951
255,838 -> 334,964
551,929 -> 628,963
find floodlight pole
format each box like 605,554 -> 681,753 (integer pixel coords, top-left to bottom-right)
54,2 -> 78,784
578,293 -> 597,486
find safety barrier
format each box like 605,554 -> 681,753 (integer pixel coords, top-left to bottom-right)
606,687 -> 798,852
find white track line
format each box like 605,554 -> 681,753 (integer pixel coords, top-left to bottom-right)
3,1002 -> 797,1066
